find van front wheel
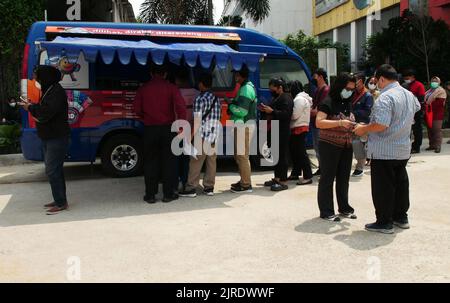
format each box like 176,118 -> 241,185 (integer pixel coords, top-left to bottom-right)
100,134 -> 143,178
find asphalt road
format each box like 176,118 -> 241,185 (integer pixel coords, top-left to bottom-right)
0,145 -> 449,282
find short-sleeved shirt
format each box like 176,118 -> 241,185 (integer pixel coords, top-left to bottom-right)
193,91 -> 221,143
311,85 -> 330,124
318,96 -> 355,148
367,82 -> 421,160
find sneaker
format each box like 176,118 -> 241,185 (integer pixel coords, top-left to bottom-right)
321,215 -> 341,222
339,212 -> 357,219
313,169 -> 321,176
365,222 -> 394,234
264,179 -> 277,187
143,195 -> 157,204
230,184 -> 253,193
46,204 -> 68,215
435,147 -> 441,153
297,179 -> 313,186
231,181 -> 241,189
411,149 -> 420,154
179,189 -> 197,198
162,194 -> 179,203
44,202 -> 57,208
393,220 -> 410,229
203,188 -> 214,196
270,183 -> 288,192
352,170 -> 364,177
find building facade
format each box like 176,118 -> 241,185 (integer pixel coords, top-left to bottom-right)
46,0 -> 136,23
401,0 -> 450,25
221,0 -> 313,39
313,0 -> 450,72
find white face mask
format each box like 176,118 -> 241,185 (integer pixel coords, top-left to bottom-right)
340,89 -> 353,100
404,79 -> 412,85
35,81 -> 42,90
368,83 -> 377,91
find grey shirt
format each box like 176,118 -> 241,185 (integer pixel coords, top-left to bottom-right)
367,82 -> 421,160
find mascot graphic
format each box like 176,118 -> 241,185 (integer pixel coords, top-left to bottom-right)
58,56 -> 81,81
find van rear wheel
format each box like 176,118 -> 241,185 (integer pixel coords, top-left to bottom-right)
100,134 -> 143,178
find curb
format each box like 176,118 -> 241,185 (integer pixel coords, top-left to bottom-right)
0,154 -> 36,166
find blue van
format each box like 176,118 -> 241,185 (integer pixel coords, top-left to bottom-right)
20,22 -> 312,177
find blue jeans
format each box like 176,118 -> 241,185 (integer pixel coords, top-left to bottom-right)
42,137 -> 69,207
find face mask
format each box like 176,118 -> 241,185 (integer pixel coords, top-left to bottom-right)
311,79 -> 318,87
340,89 -> 353,100
430,82 -> 439,89
271,91 -> 279,98
35,81 -> 42,90
404,79 -> 412,85
368,83 -> 377,91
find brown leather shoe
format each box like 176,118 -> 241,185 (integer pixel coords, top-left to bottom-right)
44,202 -> 57,208
46,204 -> 69,215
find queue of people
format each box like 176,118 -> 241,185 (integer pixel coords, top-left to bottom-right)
17,61 -> 447,236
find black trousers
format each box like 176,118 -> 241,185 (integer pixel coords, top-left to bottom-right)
412,110 -> 423,151
317,141 -> 354,217
289,132 -> 313,179
370,159 -> 410,225
274,132 -> 290,181
144,125 -> 176,198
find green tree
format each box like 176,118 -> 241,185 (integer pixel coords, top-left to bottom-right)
139,0 -> 209,25
217,15 -> 243,27
239,0 -> 270,23
362,10 -> 450,83
283,30 -> 350,75
0,0 -> 45,103
139,0 -> 270,25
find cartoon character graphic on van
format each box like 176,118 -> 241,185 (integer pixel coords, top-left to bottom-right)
58,56 -> 81,81
67,90 -> 93,125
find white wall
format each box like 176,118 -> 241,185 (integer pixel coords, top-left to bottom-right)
222,0 -> 312,39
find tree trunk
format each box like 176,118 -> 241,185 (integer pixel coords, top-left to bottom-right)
420,19 -> 430,82
208,0 -> 213,25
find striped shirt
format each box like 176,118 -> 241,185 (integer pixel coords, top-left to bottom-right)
367,82 -> 421,160
193,91 -> 221,143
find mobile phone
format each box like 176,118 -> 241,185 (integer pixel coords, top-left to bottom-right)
19,96 -> 29,103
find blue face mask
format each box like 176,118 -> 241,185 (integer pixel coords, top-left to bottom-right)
340,89 -> 353,100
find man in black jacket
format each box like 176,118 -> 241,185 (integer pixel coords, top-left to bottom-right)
20,65 -> 70,215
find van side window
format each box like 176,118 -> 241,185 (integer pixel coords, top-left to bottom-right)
260,58 -> 308,89
95,57 -> 151,91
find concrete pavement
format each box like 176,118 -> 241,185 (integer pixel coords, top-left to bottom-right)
0,143 -> 449,282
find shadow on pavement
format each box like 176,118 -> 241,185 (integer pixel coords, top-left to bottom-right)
295,218 -> 351,235
0,158 -> 279,227
333,230 -> 397,250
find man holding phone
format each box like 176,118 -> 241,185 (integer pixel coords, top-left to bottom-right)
20,65 -> 70,215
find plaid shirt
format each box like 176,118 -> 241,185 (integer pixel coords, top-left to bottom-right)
193,91 -> 221,143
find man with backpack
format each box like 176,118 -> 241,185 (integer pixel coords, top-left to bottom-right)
179,73 -> 221,198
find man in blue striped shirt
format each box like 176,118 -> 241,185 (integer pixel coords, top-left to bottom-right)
354,64 -> 421,234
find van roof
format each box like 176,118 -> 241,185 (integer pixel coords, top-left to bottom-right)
29,21 -> 286,49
